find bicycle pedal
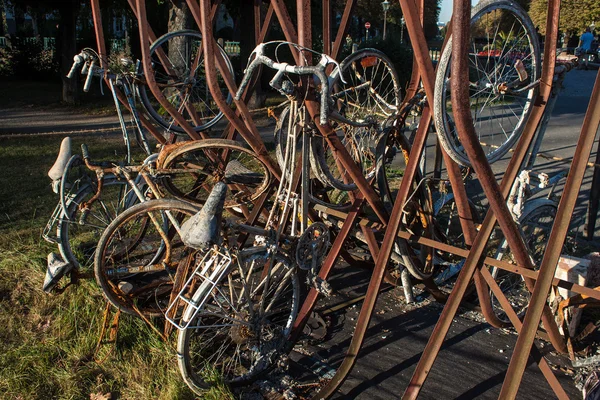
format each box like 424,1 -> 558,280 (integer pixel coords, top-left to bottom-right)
43,253 -> 74,293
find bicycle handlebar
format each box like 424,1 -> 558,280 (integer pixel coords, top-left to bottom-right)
81,144 -> 90,160
83,60 -> 96,92
67,55 -> 84,79
235,43 -> 336,126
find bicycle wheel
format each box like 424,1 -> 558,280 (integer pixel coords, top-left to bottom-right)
94,199 -> 200,317
273,105 -> 355,210
138,29 -> 233,134
489,198 -> 557,324
310,124 -> 379,192
376,127 -> 436,280
58,178 -> 136,270
330,48 -> 401,128
433,0 -> 541,166
177,249 -> 299,392
159,139 -> 271,209
433,192 -> 481,272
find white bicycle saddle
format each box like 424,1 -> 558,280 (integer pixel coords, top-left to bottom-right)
48,137 -> 72,181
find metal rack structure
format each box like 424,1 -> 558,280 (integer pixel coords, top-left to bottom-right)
87,0 -> 600,398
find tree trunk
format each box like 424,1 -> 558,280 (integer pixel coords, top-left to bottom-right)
168,0 -> 193,32
58,1 -> 79,104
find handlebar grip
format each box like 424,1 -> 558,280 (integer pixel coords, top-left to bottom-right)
316,70 -> 329,126
235,59 -> 262,101
67,55 -> 83,79
83,61 -> 96,92
81,144 -> 89,160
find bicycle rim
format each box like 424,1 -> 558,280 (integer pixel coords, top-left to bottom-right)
177,250 -> 299,392
433,0 -> 541,166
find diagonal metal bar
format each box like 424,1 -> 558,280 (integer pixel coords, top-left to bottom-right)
500,67 -> 600,400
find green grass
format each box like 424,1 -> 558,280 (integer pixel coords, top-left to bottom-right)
0,134 -> 234,399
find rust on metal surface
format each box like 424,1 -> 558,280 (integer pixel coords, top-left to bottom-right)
501,67 -> 600,400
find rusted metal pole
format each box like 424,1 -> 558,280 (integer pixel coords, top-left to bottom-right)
403,0 -> 567,396
297,0 -> 311,64
322,0 -> 331,56
134,0 -> 204,141
331,0 -> 356,60
90,0 -> 166,144
501,68 -> 600,400
195,0 -> 281,181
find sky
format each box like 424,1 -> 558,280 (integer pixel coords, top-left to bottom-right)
439,0 -> 477,23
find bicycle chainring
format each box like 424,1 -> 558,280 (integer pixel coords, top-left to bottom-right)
295,222 -> 331,271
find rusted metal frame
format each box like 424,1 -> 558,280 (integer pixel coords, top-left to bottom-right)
403,0 -> 568,397
331,0 -> 357,60
134,0 -> 204,141
478,266 -> 570,399
448,0 -> 566,351
194,0 -> 281,181
322,0 -> 331,56
212,4 -> 275,143
501,71 -> 600,400
126,0 -> 208,136
314,203 -> 600,302
290,195 -> 366,342
304,101 -> 389,224
89,0 -> 166,144
271,0 -> 299,45
312,106 -> 433,399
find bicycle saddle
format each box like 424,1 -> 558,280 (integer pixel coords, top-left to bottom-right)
181,181 -> 227,250
180,161 -> 264,250
48,137 -> 72,181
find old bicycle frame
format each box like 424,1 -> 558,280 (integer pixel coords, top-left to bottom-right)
85,0 -> 600,398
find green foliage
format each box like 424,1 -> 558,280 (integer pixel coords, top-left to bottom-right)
0,46 -> 13,77
529,0 -> 600,35
0,37 -> 59,79
354,36 -> 414,94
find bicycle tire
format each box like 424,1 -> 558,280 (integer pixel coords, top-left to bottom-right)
308,49 -> 400,192
137,29 -> 233,134
330,48 -> 401,128
433,0 -> 541,167
432,192 -> 481,269
94,198 -> 200,317
376,127 -> 436,280
177,249 -> 299,392
489,198 -> 558,324
58,178 -> 136,270
271,105 -> 351,210
159,139 -> 271,209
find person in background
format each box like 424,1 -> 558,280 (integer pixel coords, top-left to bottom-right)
579,27 -> 595,70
